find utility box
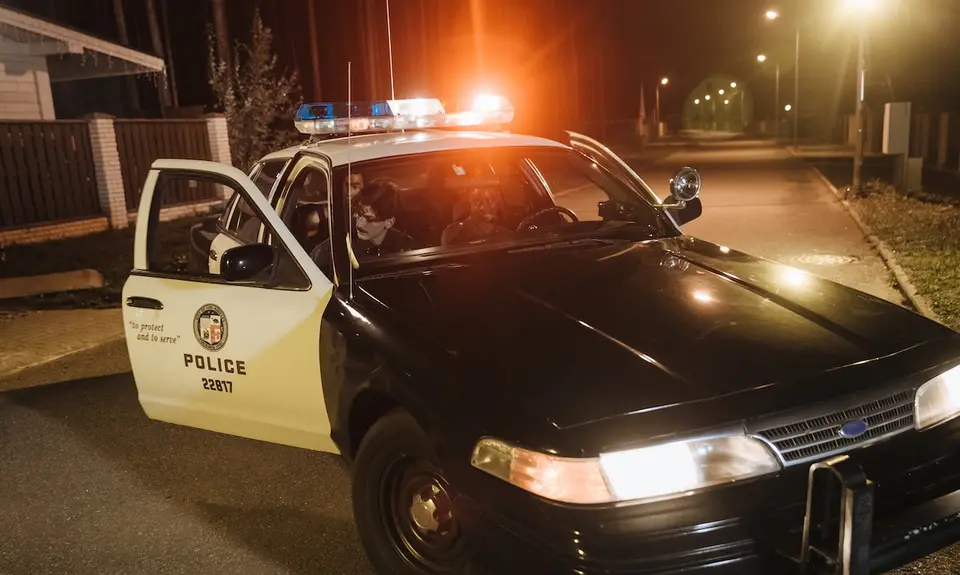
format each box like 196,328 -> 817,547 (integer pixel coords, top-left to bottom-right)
883,102 -> 911,155
893,156 -> 924,193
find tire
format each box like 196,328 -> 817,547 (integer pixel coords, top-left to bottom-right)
352,409 -> 488,575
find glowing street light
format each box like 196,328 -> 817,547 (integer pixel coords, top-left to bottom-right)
719,89 -> 725,95
730,82 -> 737,88
757,53 -> 781,141
694,98 -> 700,105
655,77 -> 670,125
841,0 -> 885,191
763,7 -> 802,147
784,104 -> 793,112
705,94 -> 711,101
724,99 -> 730,105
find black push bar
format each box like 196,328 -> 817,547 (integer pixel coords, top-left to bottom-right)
799,454 -> 875,575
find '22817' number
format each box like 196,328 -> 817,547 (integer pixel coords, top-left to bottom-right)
202,378 -> 232,393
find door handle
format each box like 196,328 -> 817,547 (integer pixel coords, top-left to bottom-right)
126,296 -> 164,310
209,249 -> 218,261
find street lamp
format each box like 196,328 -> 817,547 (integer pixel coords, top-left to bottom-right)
839,0 -> 883,192
719,89 -> 725,95
757,53 -> 781,142
724,99 -> 729,105
763,7 -> 801,146
785,104 -> 792,112
655,77 -> 669,125
705,94 -> 711,100
730,82 -> 737,88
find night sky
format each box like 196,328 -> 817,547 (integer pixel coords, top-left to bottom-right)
5,0 -> 960,139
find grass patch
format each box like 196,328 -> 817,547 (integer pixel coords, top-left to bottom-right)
0,217 -> 205,310
848,190 -> 960,331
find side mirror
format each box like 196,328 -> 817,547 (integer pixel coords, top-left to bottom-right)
221,243 -> 275,282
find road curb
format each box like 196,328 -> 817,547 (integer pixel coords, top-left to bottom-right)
0,333 -> 125,383
806,164 -> 942,324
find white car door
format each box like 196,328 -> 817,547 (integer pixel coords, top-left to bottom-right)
122,158 -> 338,454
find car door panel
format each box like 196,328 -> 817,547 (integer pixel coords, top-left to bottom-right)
123,158 -> 338,454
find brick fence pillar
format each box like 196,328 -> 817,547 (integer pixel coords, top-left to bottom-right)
205,115 -> 233,200
87,116 -> 129,229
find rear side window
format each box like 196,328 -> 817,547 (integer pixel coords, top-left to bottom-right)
253,160 -> 287,196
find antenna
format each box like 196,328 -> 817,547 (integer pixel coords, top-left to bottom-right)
347,61 -> 355,300
386,0 -> 396,100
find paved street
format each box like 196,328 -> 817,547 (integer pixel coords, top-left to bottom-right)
0,340 -> 372,575
1,142 -> 957,575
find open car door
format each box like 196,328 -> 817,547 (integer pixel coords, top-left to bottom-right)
121,159 -> 338,454
567,131 -> 698,229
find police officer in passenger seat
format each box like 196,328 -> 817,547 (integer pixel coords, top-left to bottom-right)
310,178 -> 418,266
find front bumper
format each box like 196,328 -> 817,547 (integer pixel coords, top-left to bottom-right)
455,422 -> 960,574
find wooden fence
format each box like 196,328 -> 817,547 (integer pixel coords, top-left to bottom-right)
115,120 -> 215,210
0,121 -> 101,229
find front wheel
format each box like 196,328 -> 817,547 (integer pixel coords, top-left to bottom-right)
352,409 -> 486,574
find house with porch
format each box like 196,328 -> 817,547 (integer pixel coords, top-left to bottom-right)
0,5 -> 231,246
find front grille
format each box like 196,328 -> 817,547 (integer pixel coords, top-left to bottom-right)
755,390 -> 915,465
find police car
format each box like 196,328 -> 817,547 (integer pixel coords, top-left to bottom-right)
123,96 -> 960,574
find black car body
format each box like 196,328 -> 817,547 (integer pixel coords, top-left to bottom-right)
316,229 -> 960,573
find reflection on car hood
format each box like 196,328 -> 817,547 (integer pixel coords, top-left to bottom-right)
358,237 -> 955,432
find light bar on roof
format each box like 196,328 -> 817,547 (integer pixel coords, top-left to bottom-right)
294,95 -> 514,135
295,98 -> 445,135
444,94 -> 515,127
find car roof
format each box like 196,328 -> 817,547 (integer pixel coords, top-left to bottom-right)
257,130 -> 569,167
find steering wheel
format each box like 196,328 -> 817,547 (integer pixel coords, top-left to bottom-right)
515,206 -> 580,232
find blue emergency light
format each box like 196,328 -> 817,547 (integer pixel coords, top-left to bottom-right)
294,96 -> 514,136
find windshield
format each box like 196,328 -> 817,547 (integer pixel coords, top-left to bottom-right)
327,146 -> 674,267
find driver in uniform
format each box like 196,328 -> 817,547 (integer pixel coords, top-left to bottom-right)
440,183 -> 512,246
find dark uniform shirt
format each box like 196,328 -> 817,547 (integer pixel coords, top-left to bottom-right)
309,228 -> 419,269
440,217 -> 512,246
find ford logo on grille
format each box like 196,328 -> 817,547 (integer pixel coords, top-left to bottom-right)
839,419 -> 869,438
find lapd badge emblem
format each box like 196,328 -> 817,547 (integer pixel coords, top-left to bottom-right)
194,304 -> 228,351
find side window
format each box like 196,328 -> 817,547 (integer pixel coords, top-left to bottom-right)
148,172 -> 308,289
528,153 -> 610,222
253,160 -> 286,196
227,194 -> 262,242
284,165 -> 329,255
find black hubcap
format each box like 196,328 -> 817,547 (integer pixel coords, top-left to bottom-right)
381,456 -> 462,571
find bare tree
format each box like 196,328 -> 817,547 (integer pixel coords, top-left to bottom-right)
145,0 -> 172,108
111,0 -> 139,111
211,0 -> 230,69
208,9 -> 300,171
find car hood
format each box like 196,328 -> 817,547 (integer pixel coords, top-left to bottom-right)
357,237 -> 955,433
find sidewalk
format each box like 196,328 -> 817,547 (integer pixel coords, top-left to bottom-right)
0,308 -> 124,381
788,144 -> 886,159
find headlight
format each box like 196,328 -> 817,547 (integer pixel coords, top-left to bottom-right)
915,365 -> 960,430
470,435 -> 780,505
